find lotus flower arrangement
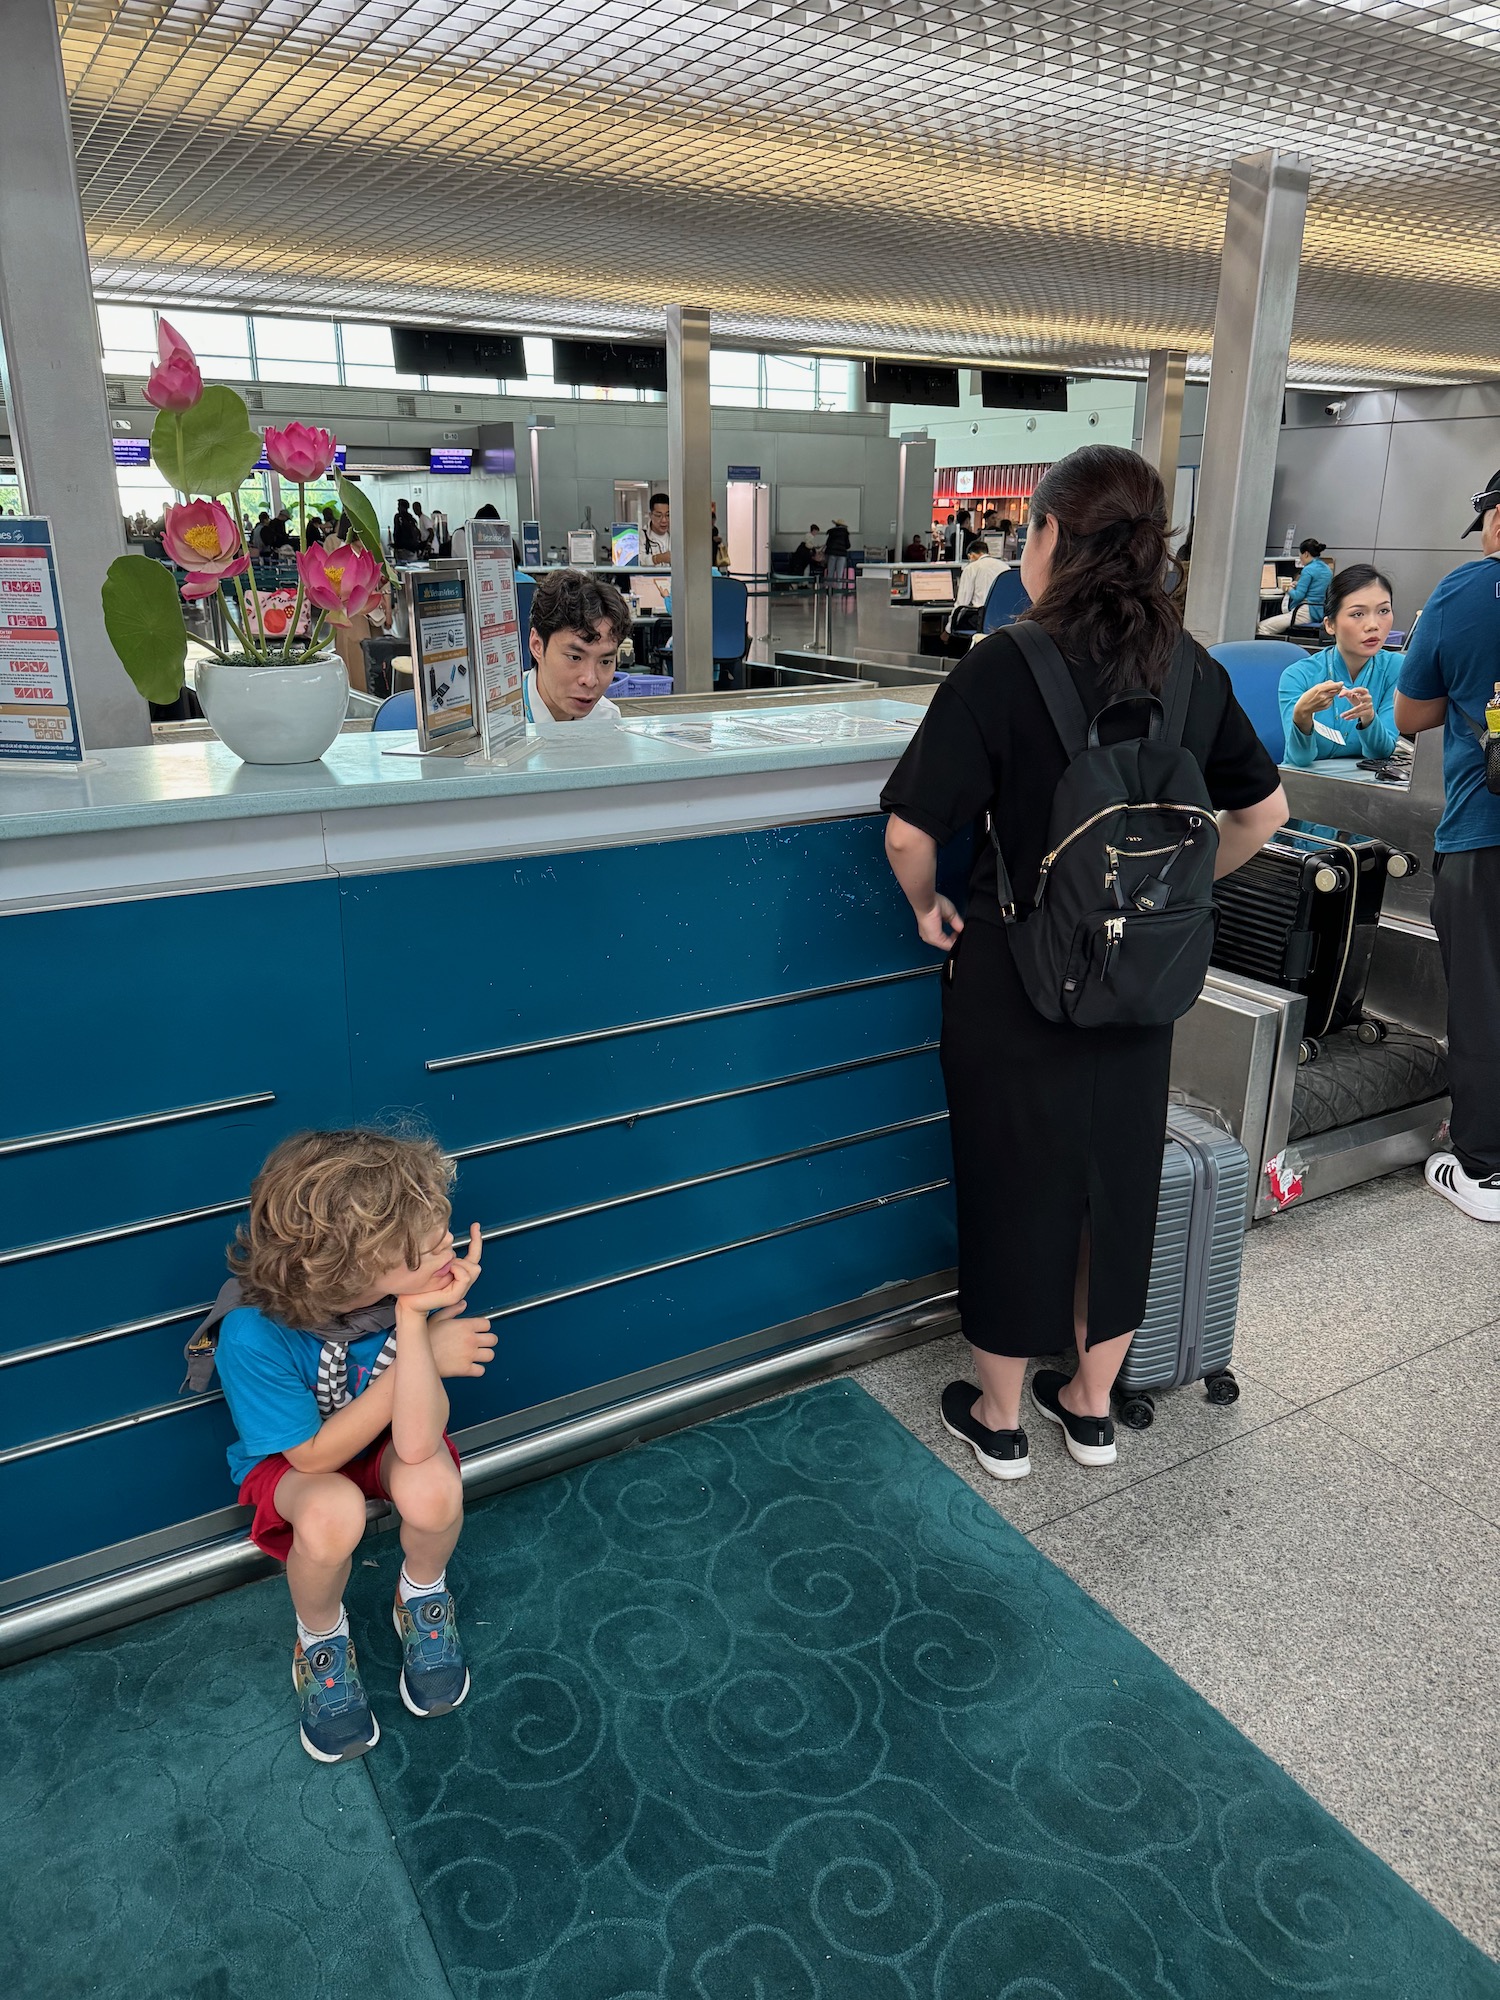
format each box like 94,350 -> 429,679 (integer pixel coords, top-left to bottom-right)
101,319 -> 393,706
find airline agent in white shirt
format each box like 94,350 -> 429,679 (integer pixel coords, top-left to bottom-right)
523,568 -> 628,730
945,541 -> 1010,647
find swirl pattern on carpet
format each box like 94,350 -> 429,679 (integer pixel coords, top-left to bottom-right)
347,1381 -> 1499,1999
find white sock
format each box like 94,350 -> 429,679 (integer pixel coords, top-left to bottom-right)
296,1606 -> 349,1650
399,1566 -> 446,1603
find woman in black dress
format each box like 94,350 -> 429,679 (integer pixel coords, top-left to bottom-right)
881,447 -> 1287,1481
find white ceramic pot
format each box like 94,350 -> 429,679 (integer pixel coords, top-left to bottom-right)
197,654 -> 349,765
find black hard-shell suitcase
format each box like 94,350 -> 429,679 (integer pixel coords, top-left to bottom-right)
1113,1107 -> 1249,1430
1210,818 -> 1415,1039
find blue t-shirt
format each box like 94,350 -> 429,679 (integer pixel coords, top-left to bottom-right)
216,1305 -> 392,1486
1278,645 -> 1401,767
1397,555 -> 1500,853
1288,558 -> 1333,621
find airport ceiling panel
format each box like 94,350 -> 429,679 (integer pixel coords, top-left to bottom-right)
59,0 -> 1500,384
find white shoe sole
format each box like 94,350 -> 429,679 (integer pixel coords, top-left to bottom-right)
941,1414 -> 1031,1480
1425,1157 -> 1500,1223
293,1657 -> 379,1763
393,1601 -> 472,1716
1032,1394 -> 1117,1467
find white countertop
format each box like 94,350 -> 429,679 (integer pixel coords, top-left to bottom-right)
1,698 -> 924,913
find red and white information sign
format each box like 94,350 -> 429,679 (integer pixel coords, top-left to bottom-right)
465,517 -> 526,757
0,520 -> 82,761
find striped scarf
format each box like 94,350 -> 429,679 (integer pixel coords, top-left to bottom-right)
310,1295 -> 401,1416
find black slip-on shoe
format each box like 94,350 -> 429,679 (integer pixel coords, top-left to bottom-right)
940,1380 -> 1030,1481
1031,1369 -> 1117,1467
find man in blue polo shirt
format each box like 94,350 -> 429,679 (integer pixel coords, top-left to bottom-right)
1396,469 -> 1500,1224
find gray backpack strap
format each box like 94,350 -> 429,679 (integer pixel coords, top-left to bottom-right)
1007,619 -> 1092,758
181,1277 -> 243,1394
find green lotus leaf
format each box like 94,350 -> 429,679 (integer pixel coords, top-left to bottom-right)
335,470 -> 389,570
152,386 -> 262,498
101,554 -> 188,703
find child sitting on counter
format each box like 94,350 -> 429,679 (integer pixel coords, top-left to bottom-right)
189,1129 -> 494,1763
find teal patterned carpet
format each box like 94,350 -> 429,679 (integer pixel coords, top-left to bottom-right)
4,1378 -> 1498,1999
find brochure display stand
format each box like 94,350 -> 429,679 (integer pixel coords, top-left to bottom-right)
402,569 -> 482,757
464,519 -> 527,758
0,518 -> 83,762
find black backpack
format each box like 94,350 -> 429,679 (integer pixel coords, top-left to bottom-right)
988,622 -> 1220,1028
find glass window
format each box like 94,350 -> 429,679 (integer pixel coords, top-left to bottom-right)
337,322 -> 420,390
339,323 -> 394,368
252,316 -> 339,382
816,359 -> 853,410
423,374 -> 498,395
97,303 -> 158,375
764,353 -> 818,410
159,310 -> 252,372
711,349 -> 761,407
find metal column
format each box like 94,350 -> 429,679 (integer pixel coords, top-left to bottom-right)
666,304 -> 713,694
1140,351 -> 1187,490
1184,149 -> 1310,646
0,0 -> 149,749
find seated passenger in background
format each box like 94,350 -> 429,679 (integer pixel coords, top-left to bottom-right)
1258,536 -> 1333,635
525,567 -> 630,729
203,1130 -> 495,1763
1279,564 -> 1401,766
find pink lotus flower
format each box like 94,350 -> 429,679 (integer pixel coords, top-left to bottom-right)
180,560 -> 249,601
143,317 -> 203,412
298,541 -> 383,626
263,422 -> 337,482
163,499 -> 244,575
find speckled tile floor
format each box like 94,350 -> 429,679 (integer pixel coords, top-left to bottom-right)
849,1165 -> 1500,1962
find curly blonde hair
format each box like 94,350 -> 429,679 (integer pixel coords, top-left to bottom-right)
230,1128 -> 455,1327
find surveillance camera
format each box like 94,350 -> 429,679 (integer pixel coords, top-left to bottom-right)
970,421 -> 979,436
1324,400 -> 1346,418
1025,416 -> 1037,432
1087,411 -> 1099,427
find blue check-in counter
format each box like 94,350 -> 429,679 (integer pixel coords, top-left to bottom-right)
0,700 -> 956,1656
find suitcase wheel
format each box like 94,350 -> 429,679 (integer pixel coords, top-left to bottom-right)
1298,1036 -> 1322,1066
1204,1370 -> 1240,1406
1355,1018 -> 1386,1046
1116,1393 -> 1156,1430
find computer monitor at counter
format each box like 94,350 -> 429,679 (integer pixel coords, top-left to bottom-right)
909,570 -> 955,603
1261,561 -> 1281,593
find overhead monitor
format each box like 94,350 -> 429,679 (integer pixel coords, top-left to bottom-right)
429,447 -> 473,475
553,339 -> 668,392
865,361 -> 960,407
1260,561 -> 1281,592
111,439 -> 152,466
980,370 -> 1069,412
909,569 -> 955,602
392,327 -> 525,378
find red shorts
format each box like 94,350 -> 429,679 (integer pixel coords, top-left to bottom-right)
238,1429 -> 462,1562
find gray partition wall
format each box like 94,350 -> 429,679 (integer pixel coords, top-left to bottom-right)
1268,384 -> 1500,618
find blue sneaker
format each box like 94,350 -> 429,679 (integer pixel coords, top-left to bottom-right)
393,1587 -> 471,1717
293,1631 -> 379,1763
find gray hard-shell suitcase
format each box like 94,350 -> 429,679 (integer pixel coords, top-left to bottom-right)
1113,1106 -> 1249,1429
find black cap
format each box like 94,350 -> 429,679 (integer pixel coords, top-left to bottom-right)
1462,469 -> 1500,537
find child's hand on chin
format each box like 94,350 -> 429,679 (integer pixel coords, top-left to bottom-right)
398,1222 -> 483,1318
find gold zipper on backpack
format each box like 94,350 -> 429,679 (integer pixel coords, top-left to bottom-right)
1037,804 -> 1206,890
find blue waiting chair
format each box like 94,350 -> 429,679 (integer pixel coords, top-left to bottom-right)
660,575 -> 751,688
712,575 -> 750,687
372,690 -> 416,731
981,567 -> 1031,633
1209,640 -> 1306,763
